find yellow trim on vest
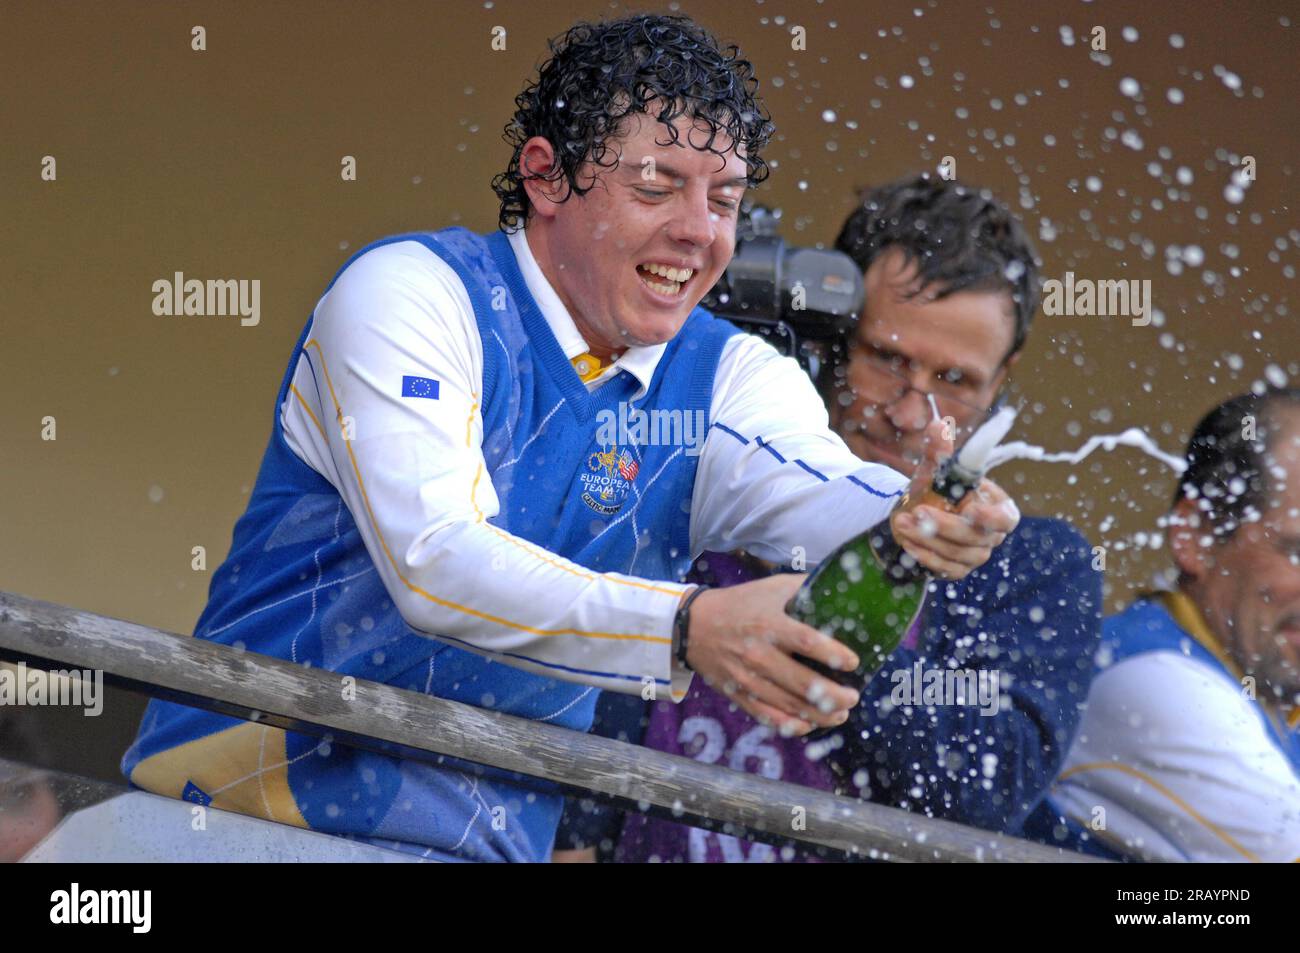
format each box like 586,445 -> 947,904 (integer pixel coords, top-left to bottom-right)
1057,760 -> 1261,862
301,338 -> 683,642
128,723 -> 310,829
1157,590 -> 1297,732
1159,590 -> 1237,670
1157,590 -> 1239,676
290,383 -> 329,443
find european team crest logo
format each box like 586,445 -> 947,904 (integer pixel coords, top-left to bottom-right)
581,443 -> 638,515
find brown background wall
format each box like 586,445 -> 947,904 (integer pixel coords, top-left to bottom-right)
2,0 -> 1296,778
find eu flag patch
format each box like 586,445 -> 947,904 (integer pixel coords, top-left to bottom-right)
401,376 -> 440,400
182,780 -> 213,806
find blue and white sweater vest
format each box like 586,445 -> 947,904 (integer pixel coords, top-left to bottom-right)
122,228 -> 740,861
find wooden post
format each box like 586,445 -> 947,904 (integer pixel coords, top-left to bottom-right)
0,590 -> 1101,862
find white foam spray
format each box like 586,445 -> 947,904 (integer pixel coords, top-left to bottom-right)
985,427 -> 1187,476
957,406 -> 1019,472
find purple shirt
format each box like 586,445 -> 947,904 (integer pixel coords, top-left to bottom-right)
614,676 -> 838,862
614,551 -> 920,863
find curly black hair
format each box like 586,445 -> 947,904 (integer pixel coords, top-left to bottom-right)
833,174 -> 1041,361
491,13 -> 774,232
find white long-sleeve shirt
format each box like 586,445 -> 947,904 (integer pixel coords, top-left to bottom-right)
278,227 -> 907,698
1051,594 -> 1300,862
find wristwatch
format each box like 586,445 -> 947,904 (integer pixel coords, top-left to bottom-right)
672,585 -> 711,672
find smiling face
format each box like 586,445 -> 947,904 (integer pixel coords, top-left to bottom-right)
829,248 -> 1017,475
520,104 -> 748,361
1176,407 -> 1300,700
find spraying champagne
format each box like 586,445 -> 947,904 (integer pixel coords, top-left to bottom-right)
786,407 -> 1019,692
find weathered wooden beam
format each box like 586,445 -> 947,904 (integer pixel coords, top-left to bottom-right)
0,590 -> 1101,862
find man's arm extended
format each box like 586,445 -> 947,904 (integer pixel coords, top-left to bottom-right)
691,333 -> 908,565
281,241 -> 856,729
691,333 -> 1018,576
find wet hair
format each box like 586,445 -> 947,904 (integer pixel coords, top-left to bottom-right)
833,173 -> 1041,361
491,13 -> 774,233
1175,387 -> 1300,538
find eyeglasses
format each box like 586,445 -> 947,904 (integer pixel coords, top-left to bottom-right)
844,346 -> 993,419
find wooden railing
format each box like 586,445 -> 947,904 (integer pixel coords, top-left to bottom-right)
0,590 -> 1102,862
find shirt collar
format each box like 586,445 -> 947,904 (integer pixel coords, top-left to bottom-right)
1157,589 -> 1299,728
1157,590 -> 1238,675
507,226 -> 665,396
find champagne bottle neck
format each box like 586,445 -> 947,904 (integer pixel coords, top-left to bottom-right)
867,521 -> 930,585
930,457 -> 984,506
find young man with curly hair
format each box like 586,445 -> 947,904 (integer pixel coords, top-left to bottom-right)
122,16 -> 1016,862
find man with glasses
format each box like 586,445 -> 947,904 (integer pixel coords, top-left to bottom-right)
555,174 -> 1103,861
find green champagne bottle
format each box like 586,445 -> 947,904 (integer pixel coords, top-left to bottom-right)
784,501 -> 931,693
786,407 -> 1016,693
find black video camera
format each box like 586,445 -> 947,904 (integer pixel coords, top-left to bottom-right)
701,205 -> 864,380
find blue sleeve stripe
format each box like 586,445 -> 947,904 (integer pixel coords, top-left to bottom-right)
755,435 -> 786,463
849,474 -> 905,499
301,349 -> 327,418
712,422 -> 749,445
794,459 -> 829,482
713,423 -> 905,500
433,631 -> 669,687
